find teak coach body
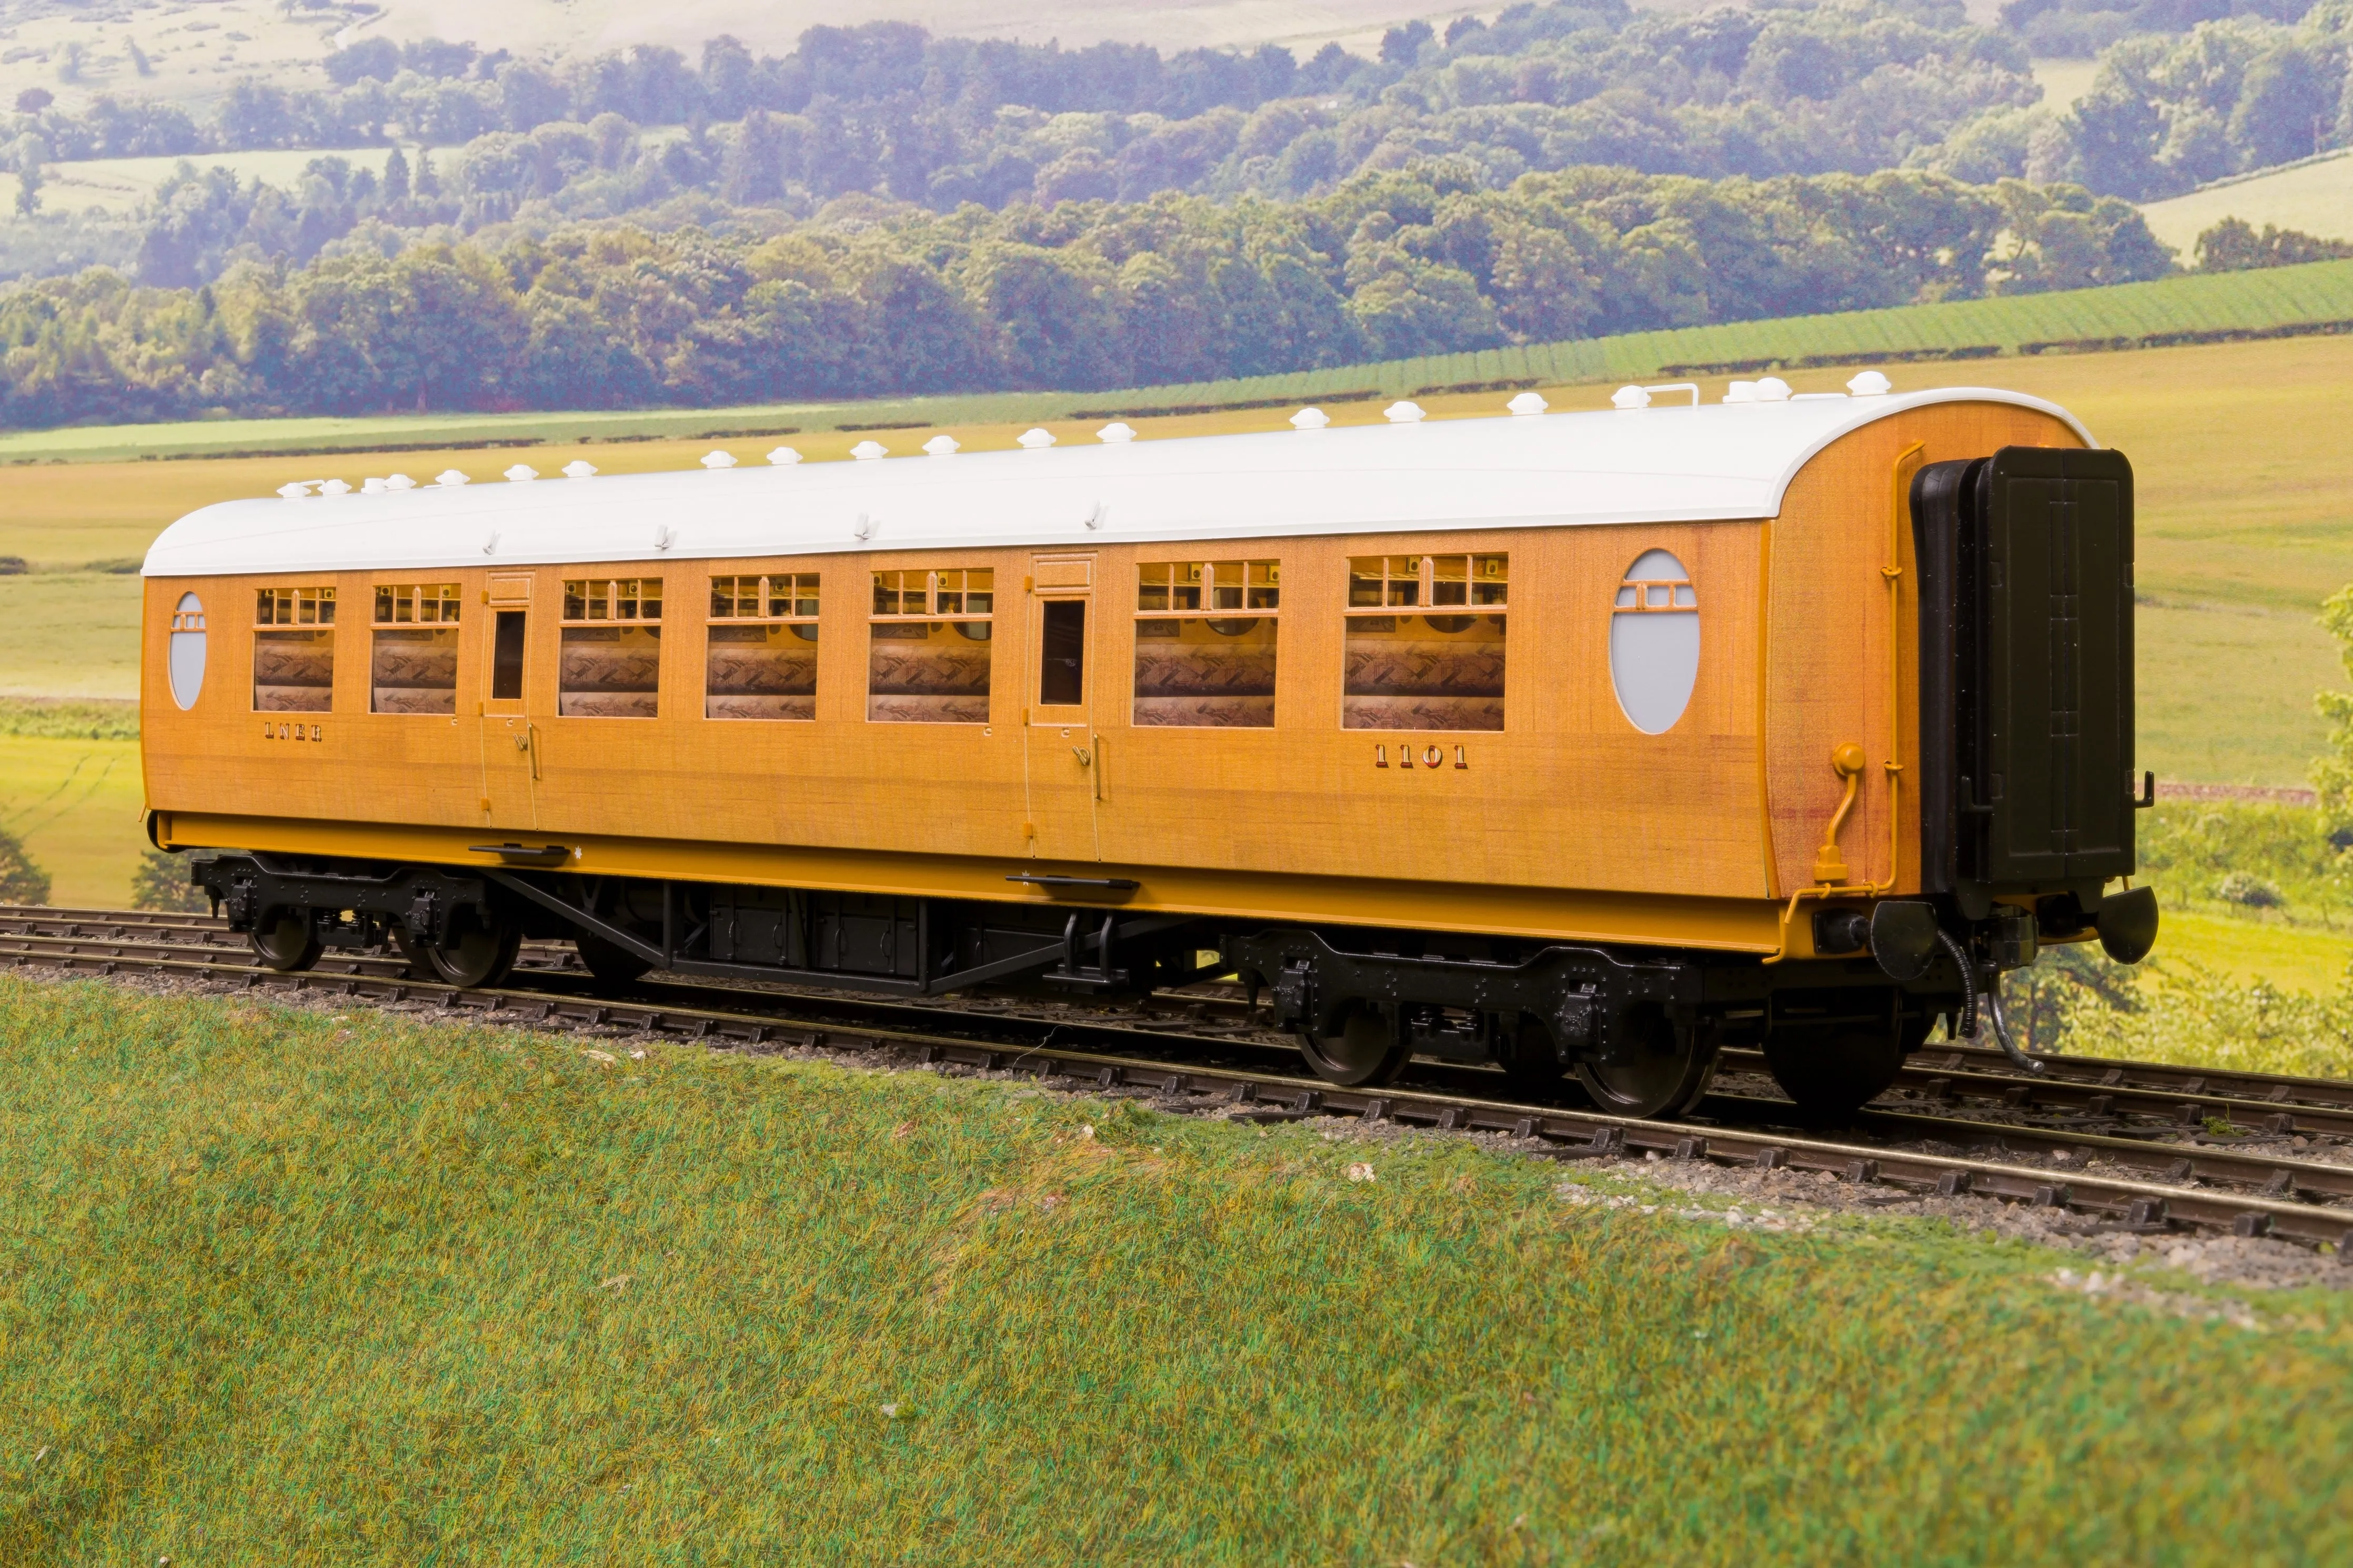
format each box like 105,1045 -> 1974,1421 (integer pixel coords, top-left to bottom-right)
139,383 -> 2159,1118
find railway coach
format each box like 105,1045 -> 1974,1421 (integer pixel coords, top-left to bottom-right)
139,376 -> 2158,1119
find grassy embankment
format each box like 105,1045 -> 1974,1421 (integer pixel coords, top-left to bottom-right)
1,974 -> 2349,1562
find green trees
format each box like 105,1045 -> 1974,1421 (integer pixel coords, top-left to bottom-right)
0,827 -> 49,908
2314,583 -> 2353,837
0,163 -> 2181,425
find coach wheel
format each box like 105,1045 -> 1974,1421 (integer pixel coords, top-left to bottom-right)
573,929 -> 653,987
1298,1003 -> 1410,1088
1763,1023 -> 1907,1119
413,911 -> 522,989
249,908 -> 322,973
1574,1002 -> 1718,1120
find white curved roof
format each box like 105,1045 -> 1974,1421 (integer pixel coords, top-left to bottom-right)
141,388 -> 2094,578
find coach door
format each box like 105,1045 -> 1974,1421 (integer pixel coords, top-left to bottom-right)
478,572 -> 539,829
1024,553 -> 1100,860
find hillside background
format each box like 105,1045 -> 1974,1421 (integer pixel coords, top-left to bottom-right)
0,0 -> 2348,918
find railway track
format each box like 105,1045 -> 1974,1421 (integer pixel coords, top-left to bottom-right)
8,904 -> 2352,1250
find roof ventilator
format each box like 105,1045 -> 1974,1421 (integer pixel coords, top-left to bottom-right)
317,479 -> 351,495
1096,422 -> 1136,443
851,441 -> 888,461
1611,383 -> 1700,410
435,470 -> 469,487
504,464 -> 538,482
1290,407 -> 1330,430
922,435 -> 960,457
1507,391 -> 1548,416
1723,378 -> 1792,403
1847,370 -> 1893,396
561,460 -> 597,479
701,450 -> 738,469
277,482 -> 313,500
767,447 -> 801,466
385,473 -> 416,490
1383,400 -> 1425,423
1017,428 -> 1056,450
361,477 -> 389,494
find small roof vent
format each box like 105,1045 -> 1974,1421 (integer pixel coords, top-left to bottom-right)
1383,400 -> 1426,423
1507,391 -> 1548,417
922,434 -> 960,457
362,477 -> 389,494
435,470 -> 469,487
850,440 -> 888,461
1290,407 -> 1330,430
767,447 -> 802,466
277,481 -> 313,499
701,450 -> 738,470
1611,385 -> 1651,411
1723,381 -> 1758,403
385,474 -> 416,491
1017,428 -> 1056,450
561,460 -> 598,479
318,479 -> 351,496
1096,422 -> 1137,443
503,464 -> 538,482
1755,377 -> 1792,401
1847,370 -> 1892,397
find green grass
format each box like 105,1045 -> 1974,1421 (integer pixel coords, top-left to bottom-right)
2139,151 -> 2353,256
2151,912 -> 2353,995
0,575 -> 143,701
3,976 -> 2350,1563
5,260 -> 2350,465
0,734 -> 144,907
2135,601 -> 2340,785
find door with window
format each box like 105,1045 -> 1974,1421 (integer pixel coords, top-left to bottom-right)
478,572 -> 538,828
1025,553 -> 1099,859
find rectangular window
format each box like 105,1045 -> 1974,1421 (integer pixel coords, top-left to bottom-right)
1038,599 -> 1087,707
708,572 -> 819,721
370,583 -> 460,714
253,585 -> 335,712
1133,560 -> 1278,728
491,611 -> 526,701
869,568 -> 992,724
559,578 -> 661,717
1343,553 -> 1505,732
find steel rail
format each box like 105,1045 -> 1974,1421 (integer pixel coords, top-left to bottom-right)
11,911 -> 2353,1141
6,917 -> 2351,1249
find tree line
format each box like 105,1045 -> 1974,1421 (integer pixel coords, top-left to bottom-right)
0,164 -> 2173,429
6,1 -> 2345,296
15,0 -> 2337,289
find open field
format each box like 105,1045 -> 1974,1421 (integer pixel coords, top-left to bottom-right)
1,975 -> 2348,1562
0,0 -> 1470,123
2156,912 -> 2353,995
0,146 -> 408,222
2140,151 -> 2353,256
0,733 -> 142,908
2030,56 -> 2098,113
7,259 -> 2350,466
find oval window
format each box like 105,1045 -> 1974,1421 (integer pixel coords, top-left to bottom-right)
1608,549 -> 1698,734
167,592 -> 207,711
